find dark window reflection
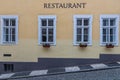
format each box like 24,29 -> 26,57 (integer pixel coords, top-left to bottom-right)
77,35 -> 82,42
84,19 -> 89,26
103,19 -> 109,26
4,19 -> 9,26
41,19 -> 47,26
110,19 -> 115,26
48,19 -> 53,26
77,19 -> 82,26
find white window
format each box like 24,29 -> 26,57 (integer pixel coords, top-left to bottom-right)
38,15 -> 56,45
100,15 -> 119,46
1,16 -> 18,44
73,15 -> 93,45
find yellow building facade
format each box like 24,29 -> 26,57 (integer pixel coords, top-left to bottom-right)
0,0 -> 120,73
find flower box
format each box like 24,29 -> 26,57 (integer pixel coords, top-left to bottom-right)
79,43 -> 87,47
43,44 -> 50,48
106,44 -> 114,48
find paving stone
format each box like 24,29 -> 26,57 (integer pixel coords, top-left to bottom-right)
12,71 -> 31,77
90,63 -> 108,69
0,73 -> 15,79
29,70 -> 48,76
117,61 -> 120,64
105,62 -> 120,67
65,66 -> 80,72
48,68 -> 65,74
79,65 -> 93,70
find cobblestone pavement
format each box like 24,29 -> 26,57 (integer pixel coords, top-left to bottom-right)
8,68 -> 120,80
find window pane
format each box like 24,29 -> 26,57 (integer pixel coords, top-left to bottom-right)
42,28 -> 46,34
12,28 -> 15,34
103,28 -> 107,34
84,35 -> 88,42
84,28 -> 88,34
107,29 -> 109,42
48,29 -> 53,42
77,19 -> 82,26
103,29 -> 107,42
42,29 -> 47,42
7,64 -> 11,71
110,35 -> 113,42
4,64 -> 7,71
110,18 -> 115,26
11,28 -> 16,42
110,28 -> 114,35
84,28 -> 89,42
41,19 -> 47,26
12,34 -> 15,42
48,28 -> 53,34
3,28 -> 9,42
48,36 -> 53,42
6,28 -> 9,34
10,19 -> 16,26
4,28 -> 9,35
42,36 -> 47,42
110,28 -> 115,42
103,19 -> 109,26
84,19 -> 89,26
77,35 -> 82,42
48,19 -> 53,26
4,19 -> 9,26
77,28 -> 82,34
5,35 -> 9,42
83,28 -> 89,42
103,35 -> 106,42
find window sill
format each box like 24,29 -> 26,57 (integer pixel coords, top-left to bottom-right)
73,43 -> 92,46
38,43 -> 56,46
0,42 -> 18,46
100,43 -> 118,47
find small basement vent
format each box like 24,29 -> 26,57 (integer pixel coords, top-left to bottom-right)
3,54 -> 12,57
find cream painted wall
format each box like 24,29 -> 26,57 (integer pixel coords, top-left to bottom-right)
0,0 -> 120,62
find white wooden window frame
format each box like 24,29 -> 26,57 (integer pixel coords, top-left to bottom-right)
100,15 -> 119,46
38,15 -> 56,45
0,15 -> 18,45
73,15 -> 93,46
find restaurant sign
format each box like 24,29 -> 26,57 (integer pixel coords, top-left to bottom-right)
44,3 -> 87,8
